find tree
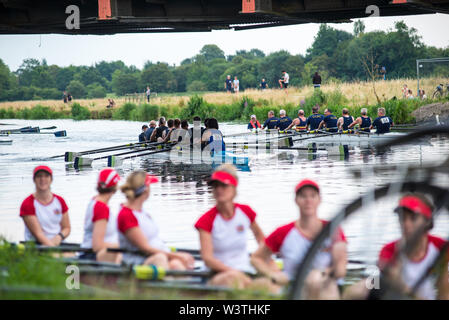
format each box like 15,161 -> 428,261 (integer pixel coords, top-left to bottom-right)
87,83 -> 107,98
112,70 -> 139,96
67,80 -> 87,98
354,20 -> 365,37
140,62 -> 177,93
306,24 -> 354,61
199,44 -> 225,61
187,80 -> 208,92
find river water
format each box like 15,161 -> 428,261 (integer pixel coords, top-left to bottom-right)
1,119 -> 449,274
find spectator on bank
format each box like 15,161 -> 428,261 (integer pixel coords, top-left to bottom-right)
233,76 -> 240,94
67,93 -> 72,102
402,84 -> 409,99
312,72 -> 322,89
225,75 -> 233,94
278,70 -> 289,94
260,78 -> 268,91
421,90 -> 427,100
106,99 -> 116,109
407,89 -> 414,99
146,86 -> 151,103
63,91 -> 68,103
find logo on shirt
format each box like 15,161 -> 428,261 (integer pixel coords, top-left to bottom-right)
54,209 -> 61,214
236,225 -> 245,233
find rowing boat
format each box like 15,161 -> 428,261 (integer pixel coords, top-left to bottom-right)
0,139 -> 12,145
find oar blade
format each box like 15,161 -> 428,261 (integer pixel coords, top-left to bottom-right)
108,155 -> 123,167
65,152 -> 81,162
74,156 -> 93,168
54,130 -> 67,137
41,126 -> 57,130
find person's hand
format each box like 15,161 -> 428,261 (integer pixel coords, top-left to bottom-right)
172,252 -> 195,269
50,235 -> 62,246
270,271 -> 289,286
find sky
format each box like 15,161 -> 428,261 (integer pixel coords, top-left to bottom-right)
0,13 -> 448,72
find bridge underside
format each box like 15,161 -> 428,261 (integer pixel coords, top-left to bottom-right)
0,0 -> 448,35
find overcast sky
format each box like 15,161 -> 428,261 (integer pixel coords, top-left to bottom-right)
0,13 -> 448,72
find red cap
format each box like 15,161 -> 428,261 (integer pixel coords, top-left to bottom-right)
295,179 -> 320,194
395,195 -> 432,219
208,171 -> 238,187
145,174 -> 159,186
98,168 -> 120,189
33,165 -> 53,177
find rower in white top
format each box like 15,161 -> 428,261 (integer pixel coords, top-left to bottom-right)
20,165 -> 71,246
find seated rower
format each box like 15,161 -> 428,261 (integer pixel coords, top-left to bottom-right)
343,194 -> 449,300
150,117 -> 168,142
318,108 -> 338,132
337,108 -> 354,132
80,168 -> 122,263
20,166 -> 71,246
117,171 -> 195,269
348,108 -> 372,132
370,107 -> 394,134
163,118 -> 182,143
189,116 -> 206,149
139,125 -> 148,142
276,109 -> 293,132
247,115 -> 261,131
251,179 -> 347,299
286,109 -> 307,131
306,105 -> 324,131
262,111 -> 279,131
195,165 -> 275,290
201,118 -> 226,152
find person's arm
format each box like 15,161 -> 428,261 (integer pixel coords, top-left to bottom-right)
91,219 -> 109,252
199,229 -> 233,272
337,117 -> 343,130
436,258 -> 449,300
22,216 -> 54,246
348,117 -> 360,129
250,244 -> 289,285
330,242 -> 347,279
150,128 -> 157,142
318,120 -> 325,130
249,221 -> 265,245
56,212 -> 70,244
286,119 -> 297,131
125,227 -> 168,256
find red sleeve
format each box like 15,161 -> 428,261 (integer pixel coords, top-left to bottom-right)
265,222 -> 295,253
235,203 -> 256,223
20,195 -> 36,217
378,241 -> 397,270
92,201 -> 110,222
333,227 -> 347,243
117,207 -> 138,233
194,207 -> 218,233
54,194 -> 69,213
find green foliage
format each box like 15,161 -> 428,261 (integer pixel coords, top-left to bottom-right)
187,80 -> 208,92
67,80 -> 86,99
112,102 -> 137,120
70,103 -> 91,120
87,83 -> 107,98
131,104 -> 160,121
112,71 -> 139,96
29,105 -> 60,119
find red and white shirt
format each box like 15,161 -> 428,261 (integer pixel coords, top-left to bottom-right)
117,206 -> 168,253
265,220 -> 347,280
378,235 -> 447,300
81,198 -> 118,249
195,203 -> 257,273
20,194 -> 68,242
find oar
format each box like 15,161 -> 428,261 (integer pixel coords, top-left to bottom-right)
107,145 -> 176,167
223,129 -> 276,138
1,126 -> 32,134
40,126 -> 57,130
55,140 -> 166,161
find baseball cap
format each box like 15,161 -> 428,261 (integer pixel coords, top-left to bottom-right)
33,165 -> 52,178
394,195 -> 432,219
207,171 -> 238,187
251,114 -> 256,118
134,173 -> 159,197
98,168 -> 121,189
295,179 -> 320,194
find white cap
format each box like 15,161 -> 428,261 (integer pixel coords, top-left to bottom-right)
251,114 -> 256,118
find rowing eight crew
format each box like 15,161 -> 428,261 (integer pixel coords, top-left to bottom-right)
254,106 -> 394,134
20,165 -> 448,299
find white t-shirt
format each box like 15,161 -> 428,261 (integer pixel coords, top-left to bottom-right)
195,203 -> 257,273
265,220 -> 346,280
81,198 -> 118,249
20,194 -> 69,241
233,80 -> 239,90
283,73 -> 289,84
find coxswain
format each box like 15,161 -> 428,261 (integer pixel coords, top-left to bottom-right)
20,166 -> 71,246
343,194 -> 449,300
318,108 -> 338,132
276,109 -> 293,131
80,168 -> 122,263
337,108 -> 354,132
117,171 -> 195,269
251,179 -> 348,299
370,107 -> 394,134
306,105 -> 324,131
262,111 -> 279,130
286,109 -> 307,131
139,125 -> 148,142
348,108 -> 372,132
195,165 -> 273,290
201,118 -> 226,152
247,115 -> 261,130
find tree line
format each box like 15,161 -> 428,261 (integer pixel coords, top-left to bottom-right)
0,20 -> 447,102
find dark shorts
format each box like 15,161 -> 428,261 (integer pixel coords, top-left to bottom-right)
79,252 -> 97,260
283,83 -> 289,88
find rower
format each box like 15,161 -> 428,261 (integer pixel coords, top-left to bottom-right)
337,108 -> 354,132
286,109 -> 307,131
80,168 -> 122,263
318,108 -> 338,132
348,108 -> 372,132
163,118 -> 182,143
20,166 -> 71,246
150,117 -> 168,142
306,105 -> 324,131
139,125 -> 148,142
145,120 -> 157,141
276,109 -> 293,131
201,118 -> 226,152
189,116 -> 206,149
370,107 -> 394,134
117,171 -> 195,269
343,194 -> 449,300
251,179 -> 347,299
195,165 -> 273,290
247,115 -> 261,130
262,111 -> 279,130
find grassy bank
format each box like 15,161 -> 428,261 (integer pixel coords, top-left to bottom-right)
0,77 -> 447,124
